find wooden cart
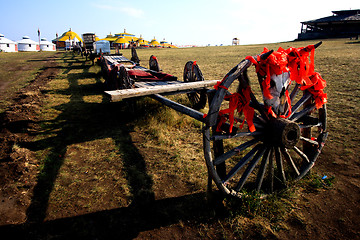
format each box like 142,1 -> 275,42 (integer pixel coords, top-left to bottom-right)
100,45 -> 328,198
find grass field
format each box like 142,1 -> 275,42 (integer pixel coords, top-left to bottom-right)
0,39 -> 359,239
0,51 -> 57,113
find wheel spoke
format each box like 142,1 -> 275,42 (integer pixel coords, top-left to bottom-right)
235,145 -> 266,191
275,147 -> 286,184
211,131 -> 262,141
290,104 -> 316,121
289,83 -> 301,103
268,147 -> 274,192
255,147 -> 271,192
222,144 -> 262,183
293,146 -> 310,163
195,93 -> 200,102
289,92 -> 312,118
250,92 -> 269,120
299,123 -> 322,129
213,138 -> 260,166
281,147 -> 300,176
300,136 -> 319,146
253,114 -> 267,125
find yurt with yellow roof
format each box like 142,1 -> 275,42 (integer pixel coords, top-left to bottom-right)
160,39 -> 171,48
114,29 -> 137,44
100,33 -> 117,48
135,35 -> 148,48
0,34 -> 18,52
54,29 -> 82,50
149,37 -> 160,47
114,37 -> 128,49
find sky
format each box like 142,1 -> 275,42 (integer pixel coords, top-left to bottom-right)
1,0 -> 358,46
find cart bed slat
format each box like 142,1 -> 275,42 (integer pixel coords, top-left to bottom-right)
105,80 -> 219,102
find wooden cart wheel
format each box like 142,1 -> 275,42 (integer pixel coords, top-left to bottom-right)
149,55 -> 161,72
203,59 -> 328,197
117,65 -> 134,89
131,46 -> 140,64
183,61 -> 207,110
104,65 -> 119,90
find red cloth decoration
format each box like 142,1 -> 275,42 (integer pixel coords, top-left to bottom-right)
216,86 -> 255,133
246,44 -> 327,112
213,43 -> 327,135
127,68 -> 177,81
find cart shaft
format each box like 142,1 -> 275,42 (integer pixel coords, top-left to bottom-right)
151,94 -> 207,123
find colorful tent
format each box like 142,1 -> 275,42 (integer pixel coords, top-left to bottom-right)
114,30 -> 138,43
114,37 -> 128,49
150,37 -> 160,47
53,29 -> 82,49
57,29 -> 82,42
100,34 -> 118,42
137,38 -> 149,47
114,37 -> 128,44
0,34 -> 18,52
160,40 -> 171,48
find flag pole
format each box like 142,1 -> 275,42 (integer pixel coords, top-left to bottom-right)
56,32 -> 58,51
38,28 -> 40,51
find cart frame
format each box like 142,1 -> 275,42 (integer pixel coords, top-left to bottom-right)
100,45 -> 328,198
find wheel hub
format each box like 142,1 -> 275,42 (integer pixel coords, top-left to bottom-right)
265,118 -> 300,149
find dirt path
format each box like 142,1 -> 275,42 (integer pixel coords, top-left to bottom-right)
278,148 -> 360,239
0,56 -> 59,225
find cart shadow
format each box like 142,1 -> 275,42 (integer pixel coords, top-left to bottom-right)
1,53 -> 220,238
0,192 -> 216,239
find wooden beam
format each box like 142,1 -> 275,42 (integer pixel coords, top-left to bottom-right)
105,80 -> 219,102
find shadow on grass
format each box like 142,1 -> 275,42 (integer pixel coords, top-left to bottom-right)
345,40 -> 360,44
0,52 -> 218,239
0,192 -> 213,239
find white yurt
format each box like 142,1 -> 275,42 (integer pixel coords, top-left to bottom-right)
17,36 -> 39,52
40,38 -> 56,51
0,34 -> 18,52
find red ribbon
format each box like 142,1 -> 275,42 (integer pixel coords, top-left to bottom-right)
246,44 -> 327,115
216,86 -> 255,133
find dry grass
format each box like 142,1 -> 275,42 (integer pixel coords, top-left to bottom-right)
0,51 -> 57,112
1,38 -> 359,238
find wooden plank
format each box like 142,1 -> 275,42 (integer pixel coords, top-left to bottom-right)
105,80 -> 220,102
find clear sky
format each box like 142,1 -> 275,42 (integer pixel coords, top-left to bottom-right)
1,0 -> 358,46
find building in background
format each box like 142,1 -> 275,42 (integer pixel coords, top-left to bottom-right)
53,29 -> 82,50
160,39 -> 171,48
114,29 -> 137,44
40,38 -> 56,51
100,33 -> 118,48
0,34 -> 18,52
17,36 -> 39,52
149,37 -> 160,47
298,9 -> 360,40
232,38 -> 240,45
